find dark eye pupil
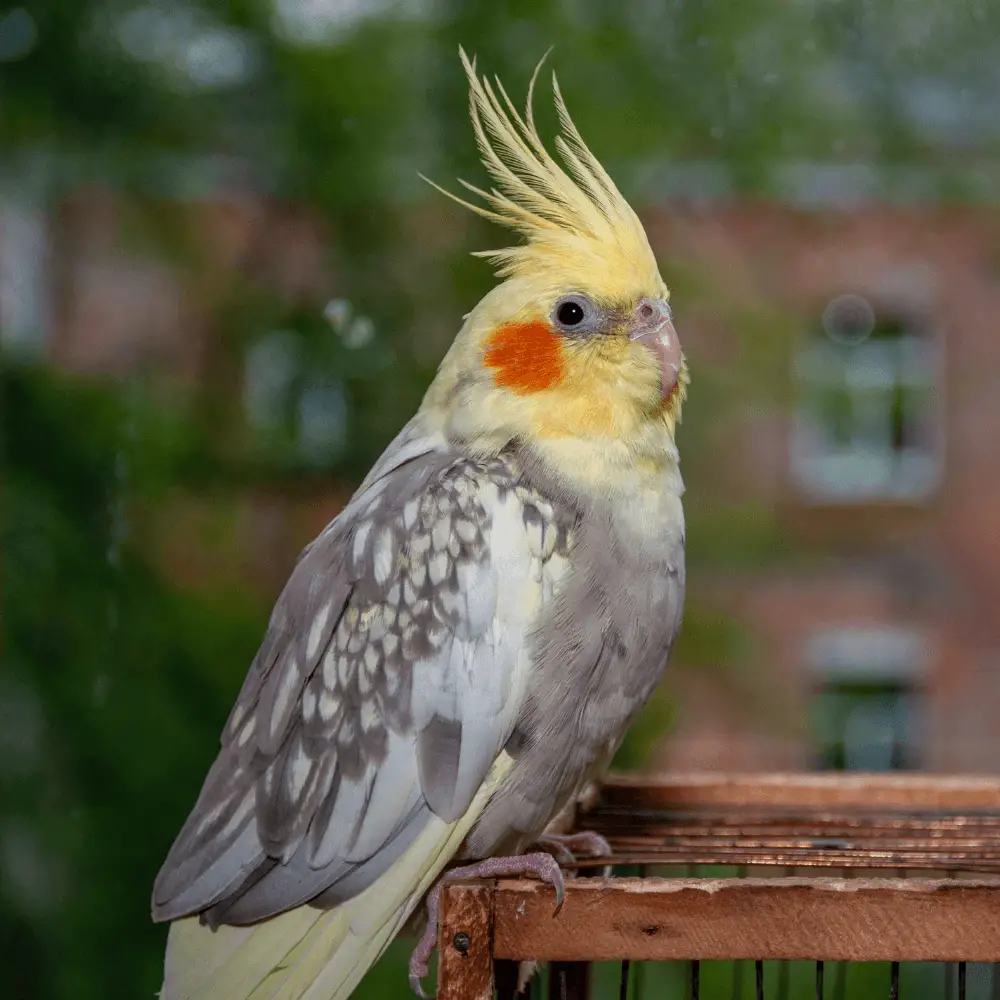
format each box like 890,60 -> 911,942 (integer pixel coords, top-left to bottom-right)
557,300 -> 585,326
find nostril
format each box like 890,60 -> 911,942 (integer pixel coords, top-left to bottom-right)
638,302 -> 655,320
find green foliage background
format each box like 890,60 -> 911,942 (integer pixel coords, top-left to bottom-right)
2,1 -> 997,998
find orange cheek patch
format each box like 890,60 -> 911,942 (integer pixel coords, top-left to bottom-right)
484,321 -> 565,394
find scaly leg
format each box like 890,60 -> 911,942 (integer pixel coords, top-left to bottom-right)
407,852 -> 565,998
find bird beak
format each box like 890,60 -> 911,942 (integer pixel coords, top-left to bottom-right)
628,298 -> 682,402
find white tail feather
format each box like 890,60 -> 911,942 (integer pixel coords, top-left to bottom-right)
161,754 -> 514,1000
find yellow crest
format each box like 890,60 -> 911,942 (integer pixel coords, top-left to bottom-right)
424,48 -> 664,299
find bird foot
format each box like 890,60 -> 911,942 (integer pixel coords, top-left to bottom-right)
407,852 -> 565,998
534,830 -> 613,866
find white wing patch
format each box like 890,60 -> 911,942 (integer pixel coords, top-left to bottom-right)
152,443 -> 575,944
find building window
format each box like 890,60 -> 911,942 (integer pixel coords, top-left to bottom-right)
791,293 -> 942,502
805,626 -> 927,771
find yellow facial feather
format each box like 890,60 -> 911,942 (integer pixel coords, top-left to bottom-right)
420,50 -> 687,487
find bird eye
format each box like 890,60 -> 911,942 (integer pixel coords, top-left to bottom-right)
557,300 -> 585,326
552,294 -> 597,333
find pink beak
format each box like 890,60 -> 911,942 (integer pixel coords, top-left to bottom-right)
629,298 -> 682,402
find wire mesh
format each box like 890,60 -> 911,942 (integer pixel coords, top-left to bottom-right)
507,957 -> 990,1000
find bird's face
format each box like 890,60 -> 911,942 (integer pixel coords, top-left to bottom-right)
483,282 -> 682,410
429,273 -> 687,457
420,50 -> 689,474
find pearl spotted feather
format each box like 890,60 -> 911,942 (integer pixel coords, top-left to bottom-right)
152,422 -> 574,930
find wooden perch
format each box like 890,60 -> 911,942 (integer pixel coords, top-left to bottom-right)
434,773 -> 1000,998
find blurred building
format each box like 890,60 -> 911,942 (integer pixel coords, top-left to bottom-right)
5,164 -> 1000,776
0,166 -> 358,593
646,198 -> 1000,776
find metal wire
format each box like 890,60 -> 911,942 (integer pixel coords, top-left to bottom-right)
528,955 -> 997,998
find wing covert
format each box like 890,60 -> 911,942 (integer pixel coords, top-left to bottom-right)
152,434 -> 571,927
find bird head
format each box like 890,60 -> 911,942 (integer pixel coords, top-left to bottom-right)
422,50 -> 688,482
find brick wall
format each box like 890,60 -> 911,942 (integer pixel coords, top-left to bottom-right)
643,203 -> 1000,772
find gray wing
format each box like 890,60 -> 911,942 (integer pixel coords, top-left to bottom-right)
152,429 -> 562,926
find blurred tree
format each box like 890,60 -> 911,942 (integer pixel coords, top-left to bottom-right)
1,358 -> 266,999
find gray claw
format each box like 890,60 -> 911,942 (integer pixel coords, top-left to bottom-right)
408,971 -> 431,999
550,863 -> 566,913
408,960 -> 434,999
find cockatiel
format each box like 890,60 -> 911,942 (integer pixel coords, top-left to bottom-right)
152,47 -> 688,1000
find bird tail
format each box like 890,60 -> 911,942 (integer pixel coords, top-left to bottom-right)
161,756 -> 513,1000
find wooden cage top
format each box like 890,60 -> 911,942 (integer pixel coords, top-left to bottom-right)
435,772 -> 1000,999
576,772 -> 1000,872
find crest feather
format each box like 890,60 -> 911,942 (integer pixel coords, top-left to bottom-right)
423,47 -> 661,288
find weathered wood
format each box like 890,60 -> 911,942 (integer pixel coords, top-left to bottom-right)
435,776 -> 1000,999
580,772 -> 1000,872
437,880 -> 495,1000
598,773 -> 1000,811
493,877 -> 1000,963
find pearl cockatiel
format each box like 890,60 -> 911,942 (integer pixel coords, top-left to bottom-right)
152,47 -> 688,1000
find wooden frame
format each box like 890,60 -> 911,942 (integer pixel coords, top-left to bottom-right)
598,772 -> 1000,810
435,773 -> 1000,999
